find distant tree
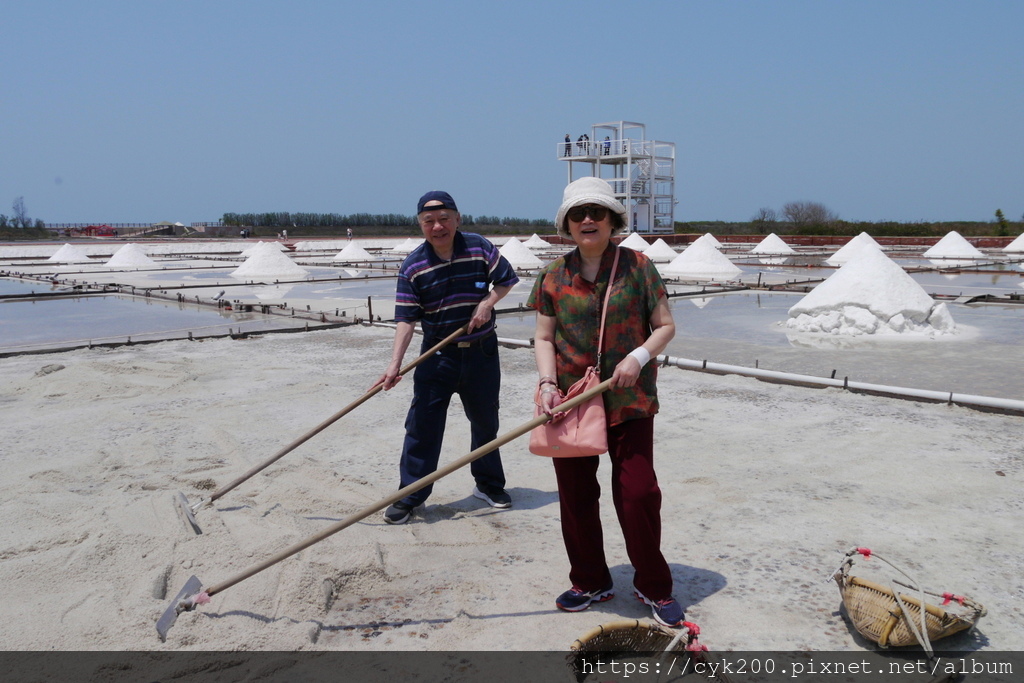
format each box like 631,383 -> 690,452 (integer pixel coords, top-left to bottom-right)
12,196 -> 30,228
782,201 -> 838,230
751,207 -> 777,234
0,214 -> 7,229
994,209 -> 1009,236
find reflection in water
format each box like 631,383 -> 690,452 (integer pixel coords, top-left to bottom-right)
927,258 -> 979,270
757,256 -> 793,268
249,284 -> 295,302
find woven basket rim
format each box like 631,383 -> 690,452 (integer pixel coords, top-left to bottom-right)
570,619 -> 679,652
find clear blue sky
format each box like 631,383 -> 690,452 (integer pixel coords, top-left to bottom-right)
3,1 -> 1022,226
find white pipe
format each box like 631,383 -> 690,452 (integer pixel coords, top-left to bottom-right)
659,354 -> 1024,416
372,327 -> 1024,416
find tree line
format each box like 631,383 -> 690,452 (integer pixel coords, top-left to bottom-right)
220,211 -> 553,228
739,202 -> 1021,237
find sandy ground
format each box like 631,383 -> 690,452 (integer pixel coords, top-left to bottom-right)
0,324 -> 1020,652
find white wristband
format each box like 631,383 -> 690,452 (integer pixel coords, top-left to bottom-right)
627,347 -> 651,368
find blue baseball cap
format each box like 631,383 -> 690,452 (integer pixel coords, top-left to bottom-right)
417,190 -> 458,214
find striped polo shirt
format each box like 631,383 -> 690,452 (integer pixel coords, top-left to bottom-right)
395,231 -> 519,343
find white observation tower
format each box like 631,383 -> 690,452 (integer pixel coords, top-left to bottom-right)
558,121 -> 676,234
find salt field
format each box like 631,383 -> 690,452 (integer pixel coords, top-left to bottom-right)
2,237 -> 1023,402
1,235 -> 1023,655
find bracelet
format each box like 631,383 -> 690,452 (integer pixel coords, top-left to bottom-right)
540,386 -> 558,395
539,375 -> 556,384
539,378 -> 557,387
627,347 -> 651,368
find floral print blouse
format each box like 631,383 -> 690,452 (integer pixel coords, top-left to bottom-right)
527,243 -> 668,426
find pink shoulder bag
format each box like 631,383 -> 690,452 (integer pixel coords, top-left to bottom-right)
529,248 -> 620,458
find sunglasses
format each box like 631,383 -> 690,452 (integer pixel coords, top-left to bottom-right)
566,205 -> 611,222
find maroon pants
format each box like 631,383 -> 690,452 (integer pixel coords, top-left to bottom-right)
552,416 -> 673,600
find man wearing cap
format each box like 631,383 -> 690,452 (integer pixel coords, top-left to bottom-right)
374,191 -> 519,524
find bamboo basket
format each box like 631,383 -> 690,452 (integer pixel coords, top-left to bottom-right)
568,620 -> 733,682
570,619 -> 690,655
832,547 -> 986,649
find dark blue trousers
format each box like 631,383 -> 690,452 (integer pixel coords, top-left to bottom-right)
397,333 -> 506,506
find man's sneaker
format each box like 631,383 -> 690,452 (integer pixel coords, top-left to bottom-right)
473,485 -> 512,509
556,583 -> 615,612
383,501 -> 415,524
635,590 -> 685,627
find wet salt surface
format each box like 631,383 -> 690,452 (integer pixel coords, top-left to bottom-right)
495,291 -> 1024,401
0,294 -> 301,351
0,279 -> 60,296
3,253 -> 1022,399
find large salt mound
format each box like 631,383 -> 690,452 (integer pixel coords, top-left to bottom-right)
498,237 -> 543,269
643,238 -> 678,263
1003,232 -> 1024,253
391,238 -> 422,254
523,233 -> 552,249
923,231 -> 984,259
662,238 -> 742,280
105,243 -> 156,268
619,232 -> 650,251
241,241 -> 287,257
787,247 -> 956,337
750,233 -> 796,255
700,233 -> 723,249
231,241 -> 308,282
826,232 -> 881,265
47,244 -> 93,263
333,242 -> 377,262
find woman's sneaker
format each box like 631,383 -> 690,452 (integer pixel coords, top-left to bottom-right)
556,583 -> 615,612
634,590 -> 685,627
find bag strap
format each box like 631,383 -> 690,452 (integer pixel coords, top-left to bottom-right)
595,247 -> 620,365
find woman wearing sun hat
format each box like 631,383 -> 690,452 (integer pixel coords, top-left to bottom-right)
526,176 -> 684,627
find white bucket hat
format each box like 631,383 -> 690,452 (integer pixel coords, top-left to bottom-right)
554,176 -> 628,239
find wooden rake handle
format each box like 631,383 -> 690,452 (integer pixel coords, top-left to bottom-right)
202,377 -> 615,598
204,324 -> 469,506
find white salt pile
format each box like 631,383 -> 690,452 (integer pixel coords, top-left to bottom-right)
826,232 -> 882,265
292,239 -> 348,252
523,233 -> 552,249
498,237 -> 544,269
643,238 -> 678,263
700,232 -> 723,249
391,238 -> 422,254
662,237 -> 742,280
787,247 -> 956,337
241,241 -> 286,258
333,242 -> 377,263
1003,232 -> 1024,253
750,233 -> 796,255
619,232 -> 650,251
231,241 -> 308,282
923,231 -> 984,259
104,243 -> 156,268
47,243 -> 93,263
